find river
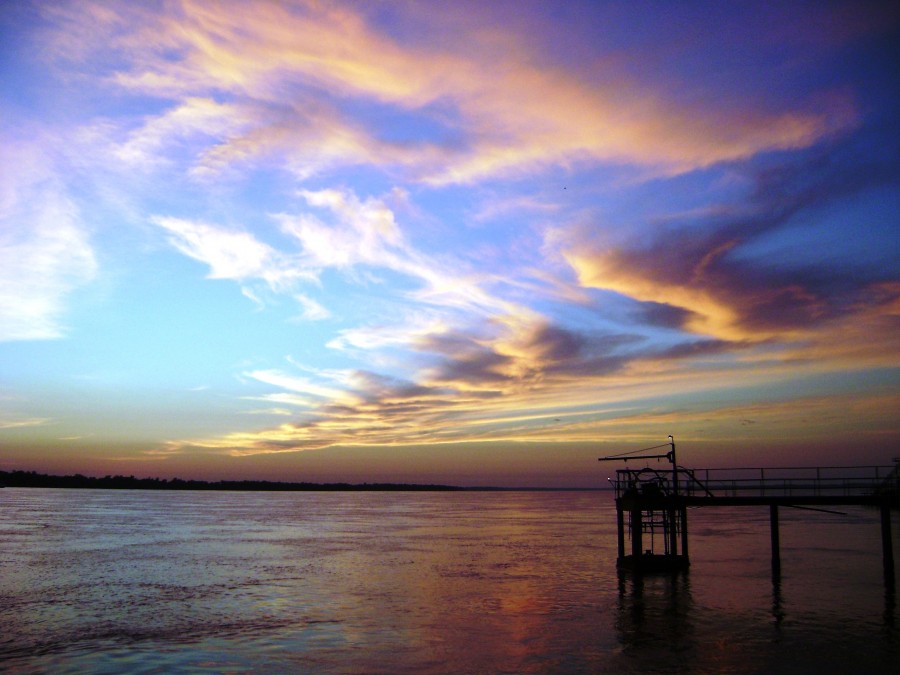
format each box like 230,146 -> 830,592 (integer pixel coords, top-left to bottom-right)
1,488 -> 896,672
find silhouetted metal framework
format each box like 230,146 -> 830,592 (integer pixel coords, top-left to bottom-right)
599,436 -> 690,572
599,438 -> 899,583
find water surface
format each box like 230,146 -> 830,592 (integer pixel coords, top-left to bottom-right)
1,489 -> 896,672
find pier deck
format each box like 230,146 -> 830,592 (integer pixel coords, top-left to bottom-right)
601,442 -> 899,580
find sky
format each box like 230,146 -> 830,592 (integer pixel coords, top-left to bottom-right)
1,0 -> 898,487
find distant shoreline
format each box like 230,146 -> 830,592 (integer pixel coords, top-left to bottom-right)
0,470 -> 460,492
0,470 -> 608,492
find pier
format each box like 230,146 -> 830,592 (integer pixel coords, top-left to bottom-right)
599,438 -> 900,582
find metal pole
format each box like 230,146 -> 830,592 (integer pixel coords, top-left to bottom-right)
616,504 -> 625,561
631,507 -> 642,559
770,504 -> 781,577
881,504 -> 895,587
668,435 -> 678,557
669,506 -> 678,557
669,435 -> 677,496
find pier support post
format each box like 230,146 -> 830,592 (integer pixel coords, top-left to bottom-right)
680,505 -> 689,561
770,505 -> 781,577
631,507 -> 643,559
881,504 -> 894,586
616,505 -> 625,560
668,507 -> 678,556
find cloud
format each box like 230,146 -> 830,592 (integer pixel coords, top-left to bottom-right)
28,0 -> 892,463
278,188 -> 537,324
292,293 -> 331,321
0,139 -> 97,342
277,189 -> 407,270
775,280 -> 900,369
543,389 -> 900,446
159,337 -> 899,458
154,186 -> 524,328
152,215 -> 322,315
159,308 -> 703,456
563,128 -> 900,347
152,279 -> 894,457
244,369 -> 349,403
327,315 -> 446,353
114,97 -> 249,169
412,315 -> 651,402
44,0 -> 859,185
149,204 -> 842,457
153,216 -> 276,280
0,417 -> 53,430
247,409 -> 292,417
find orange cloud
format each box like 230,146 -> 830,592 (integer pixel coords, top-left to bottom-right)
566,247 -> 751,341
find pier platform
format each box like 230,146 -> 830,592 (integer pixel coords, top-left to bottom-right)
601,441 -> 900,581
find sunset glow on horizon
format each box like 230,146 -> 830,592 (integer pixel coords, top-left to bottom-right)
1,0 -> 898,486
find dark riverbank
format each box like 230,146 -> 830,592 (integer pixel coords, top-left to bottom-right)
0,470 -> 461,492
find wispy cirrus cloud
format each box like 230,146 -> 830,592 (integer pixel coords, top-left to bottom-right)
0,139 -> 97,342
0,416 -> 53,430
113,97 -> 249,170
152,215 -> 321,315
153,216 -> 278,280
244,369 -> 349,404
157,309 -> 775,457
155,185 -> 540,331
157,337 -> 859,458
43,0 -> 858,185
276,189 -> 409,271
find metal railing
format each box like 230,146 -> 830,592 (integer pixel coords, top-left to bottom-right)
612,464 -> 900,500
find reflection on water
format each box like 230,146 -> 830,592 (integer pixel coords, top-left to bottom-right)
0,489 -> 896,672
615,573 -> 697,672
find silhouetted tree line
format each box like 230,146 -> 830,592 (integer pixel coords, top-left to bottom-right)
0,470 -> 460,491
